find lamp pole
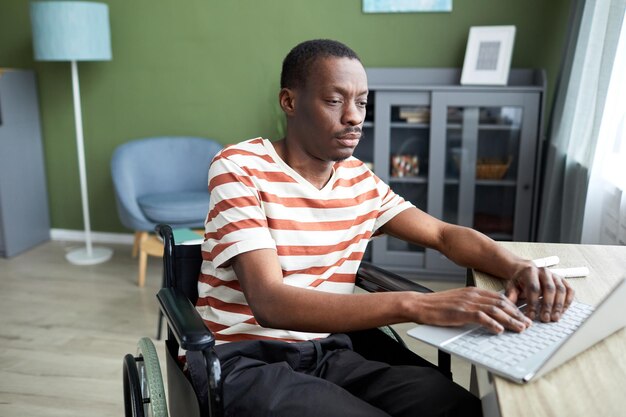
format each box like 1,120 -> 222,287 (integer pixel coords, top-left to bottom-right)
64,60 -> 113,265
70,60 -> 93,257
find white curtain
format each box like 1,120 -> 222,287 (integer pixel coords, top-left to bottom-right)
537,0 -> 626,243
581,10 -> 626,245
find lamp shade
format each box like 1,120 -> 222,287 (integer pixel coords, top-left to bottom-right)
30,1 -> 112,61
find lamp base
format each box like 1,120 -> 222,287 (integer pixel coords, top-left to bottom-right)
66,246 -> 113,265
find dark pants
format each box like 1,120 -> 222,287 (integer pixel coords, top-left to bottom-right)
215,332 -> 482,417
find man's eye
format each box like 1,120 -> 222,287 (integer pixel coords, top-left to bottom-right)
358,101 -> 368,108
327,99 -> 341,105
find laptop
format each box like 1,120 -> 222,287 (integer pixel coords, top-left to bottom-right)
407,277 -> 626,384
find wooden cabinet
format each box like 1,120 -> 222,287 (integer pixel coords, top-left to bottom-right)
0,70 -> 50,257
357,68 -> 545,279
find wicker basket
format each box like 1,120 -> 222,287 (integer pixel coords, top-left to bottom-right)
475,157 -> 512,180
451,155 -> 512,180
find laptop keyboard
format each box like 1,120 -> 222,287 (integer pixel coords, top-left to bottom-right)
443,301 -> 594,370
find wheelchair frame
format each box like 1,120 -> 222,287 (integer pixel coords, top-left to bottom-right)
122,224 -> 453,417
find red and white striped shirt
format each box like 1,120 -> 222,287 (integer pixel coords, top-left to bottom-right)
198,138 -> 413,343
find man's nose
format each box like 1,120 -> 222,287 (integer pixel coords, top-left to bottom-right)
342,101 -> 364,126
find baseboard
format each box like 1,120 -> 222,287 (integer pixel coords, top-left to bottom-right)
50,229 -> 134,245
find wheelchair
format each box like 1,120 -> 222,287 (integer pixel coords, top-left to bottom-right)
123,224 -> 453,417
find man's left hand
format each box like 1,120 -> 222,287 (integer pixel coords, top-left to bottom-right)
505,265 -> 576,322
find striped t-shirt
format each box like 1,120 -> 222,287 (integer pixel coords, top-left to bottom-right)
198,138 -> 413,344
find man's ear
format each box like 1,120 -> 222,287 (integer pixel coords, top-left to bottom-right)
279,88 -> 296,116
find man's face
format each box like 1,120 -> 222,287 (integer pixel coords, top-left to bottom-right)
286,57 -> 368,162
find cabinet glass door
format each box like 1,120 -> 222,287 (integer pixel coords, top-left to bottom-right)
429,92 -> 540,270
371,91 -> 431,269
444,106 -> 522,239
473,106 -> 523,240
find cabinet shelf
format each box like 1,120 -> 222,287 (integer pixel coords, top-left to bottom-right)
389,176 -> 428,184
476,179 -> 517,186
390,122 -> 430,129
478,124 -> 522,131
447,123 -> 521,131
485,232 -> 514,241
445,178 -> 517,186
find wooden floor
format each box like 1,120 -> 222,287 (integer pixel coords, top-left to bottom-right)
0,241 -> 166,417
0,240 -> 472,416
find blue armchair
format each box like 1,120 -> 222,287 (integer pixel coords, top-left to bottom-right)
111,136 -> 223,285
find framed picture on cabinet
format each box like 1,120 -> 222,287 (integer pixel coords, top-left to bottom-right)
461,26 -> 516,86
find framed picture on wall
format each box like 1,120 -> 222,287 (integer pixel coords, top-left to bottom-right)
461,26 -> 516,85
363,0 -> 452,13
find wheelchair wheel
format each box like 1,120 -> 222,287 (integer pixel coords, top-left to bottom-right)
123,354 -> 145,417
379,325 -> 408,349
136,337 -> 168,417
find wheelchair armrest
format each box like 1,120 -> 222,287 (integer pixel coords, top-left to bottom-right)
156,224 -> 175,288
356,262 -> 453,380
157,287 -> 215,351
356,262 -> 434,294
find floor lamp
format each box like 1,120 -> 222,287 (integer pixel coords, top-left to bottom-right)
30,1 -> 113,265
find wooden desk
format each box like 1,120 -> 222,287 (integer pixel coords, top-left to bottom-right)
469,242 -> 626,417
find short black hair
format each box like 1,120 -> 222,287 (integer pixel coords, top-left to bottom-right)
280,39 -> 361,89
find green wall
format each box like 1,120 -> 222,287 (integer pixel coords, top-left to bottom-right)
0,0 -> 571,233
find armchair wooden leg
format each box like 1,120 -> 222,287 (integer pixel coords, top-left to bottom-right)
132,231 -> 145,258
138,232 -> 149,287
137,233 -> 164,287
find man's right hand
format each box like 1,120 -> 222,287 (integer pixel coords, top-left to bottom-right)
411,287 -> 533,334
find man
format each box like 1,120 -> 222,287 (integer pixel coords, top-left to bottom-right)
199,39 -> 574,416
